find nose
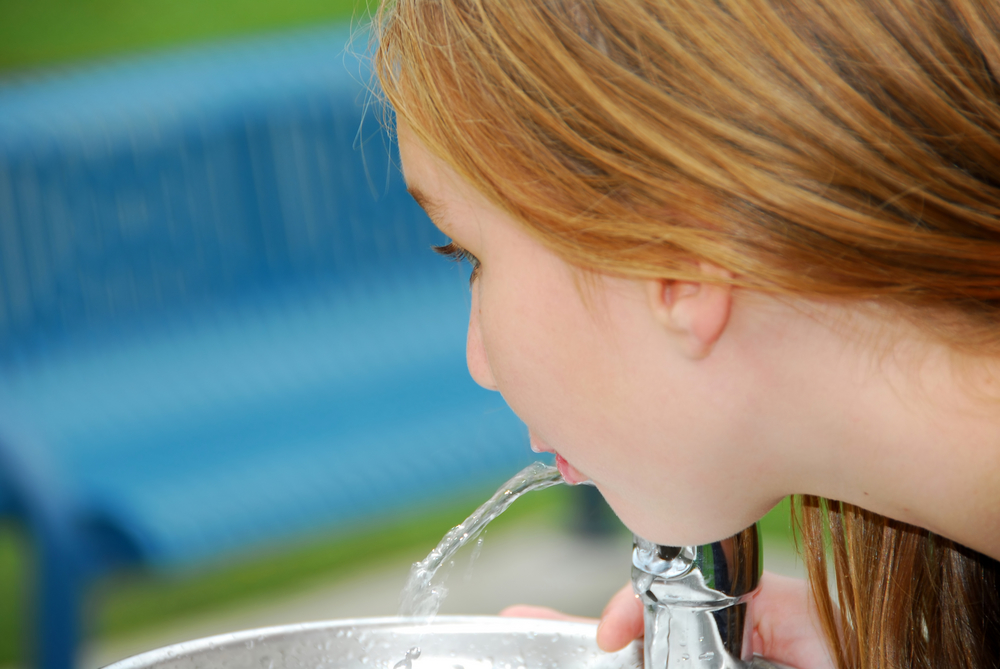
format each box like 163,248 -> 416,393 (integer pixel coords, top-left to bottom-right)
466,287 -> 499,391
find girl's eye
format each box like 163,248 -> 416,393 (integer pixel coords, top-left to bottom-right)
433,241 -> 481,285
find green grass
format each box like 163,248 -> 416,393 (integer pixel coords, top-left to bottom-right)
0,0 -> 376,73
759,495 -> 796,545
0,523 -> 30,665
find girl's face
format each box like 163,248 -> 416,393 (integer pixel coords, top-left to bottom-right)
398,123 -> 782,546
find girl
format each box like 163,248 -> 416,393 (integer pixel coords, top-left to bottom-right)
374,1 -> 1000,666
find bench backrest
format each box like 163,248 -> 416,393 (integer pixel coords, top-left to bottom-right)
0,25 -> 438,360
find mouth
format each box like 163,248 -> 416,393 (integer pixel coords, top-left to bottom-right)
529,434 -> 589,485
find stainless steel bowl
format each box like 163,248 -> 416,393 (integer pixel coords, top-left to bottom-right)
103,616 -> 643,669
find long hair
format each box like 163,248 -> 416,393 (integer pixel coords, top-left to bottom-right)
794,496 -> 1000,668
374,0 -> 1000,665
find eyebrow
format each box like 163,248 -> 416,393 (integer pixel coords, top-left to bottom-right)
406,185 -> 447,223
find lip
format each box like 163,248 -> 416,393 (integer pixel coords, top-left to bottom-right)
555,453 -> 589,485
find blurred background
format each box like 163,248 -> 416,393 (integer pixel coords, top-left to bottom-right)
0,2 -> 801,668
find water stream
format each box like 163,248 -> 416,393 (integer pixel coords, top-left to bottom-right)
398,461 -> 565,617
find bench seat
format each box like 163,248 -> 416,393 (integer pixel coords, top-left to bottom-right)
0,269 -> 528,569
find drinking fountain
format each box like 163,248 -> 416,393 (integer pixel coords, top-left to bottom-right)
631,525 -> 790,669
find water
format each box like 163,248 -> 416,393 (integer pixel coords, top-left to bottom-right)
464,535 -> 486,582
393,647 -> 421,669
398,461 -> 565,617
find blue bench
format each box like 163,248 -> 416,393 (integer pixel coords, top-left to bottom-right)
0,25 -> 534,669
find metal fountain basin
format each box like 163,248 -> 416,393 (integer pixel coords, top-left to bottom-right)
102,616 -> 643,669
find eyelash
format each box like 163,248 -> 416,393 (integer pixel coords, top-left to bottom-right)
433,241 -> 482,285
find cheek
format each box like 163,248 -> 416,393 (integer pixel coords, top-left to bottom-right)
476,268 -> 634,464
479,274 -> 579,407
477,277 -> 574,410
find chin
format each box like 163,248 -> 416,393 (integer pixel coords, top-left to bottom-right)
600,489 -> 749,547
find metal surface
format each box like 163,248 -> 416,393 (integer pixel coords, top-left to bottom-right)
632,525 -> 764,669
102,616 -> 643,669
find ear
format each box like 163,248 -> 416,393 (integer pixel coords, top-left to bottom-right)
646,263 -> 734,359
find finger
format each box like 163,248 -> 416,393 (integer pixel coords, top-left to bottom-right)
499,604 -> 596,624
596,583 -> 644,652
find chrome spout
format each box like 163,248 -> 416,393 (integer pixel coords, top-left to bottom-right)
632,525 -> 780,669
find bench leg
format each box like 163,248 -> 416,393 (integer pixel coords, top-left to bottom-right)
37,532 -> 80,669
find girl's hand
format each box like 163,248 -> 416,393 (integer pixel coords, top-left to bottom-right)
500,572 -> 835,669
745,572 -> 836,669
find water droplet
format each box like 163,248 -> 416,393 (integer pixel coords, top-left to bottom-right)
393,646 -> 422,669
680,655 -> 689,662
698,652 -> 715,660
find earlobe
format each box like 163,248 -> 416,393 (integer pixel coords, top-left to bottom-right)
646,263 -> 734,359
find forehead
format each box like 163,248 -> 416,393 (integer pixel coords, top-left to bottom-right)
397,121 -> 498,242
395,121 -> 421,182
397,122 -> 448,216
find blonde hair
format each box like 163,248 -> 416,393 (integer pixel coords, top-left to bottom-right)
375,0 -> 1000,665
